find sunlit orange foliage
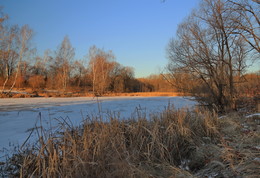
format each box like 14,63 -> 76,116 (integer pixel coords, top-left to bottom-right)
28,75 -> 45,89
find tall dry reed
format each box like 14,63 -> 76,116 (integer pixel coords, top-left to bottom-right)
9,107 -> 219,177
2,107 -> 259,177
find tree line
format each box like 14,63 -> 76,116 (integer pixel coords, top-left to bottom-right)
1,0 -> 258,103
0,9 -> 173,96
165,0 -> 259,111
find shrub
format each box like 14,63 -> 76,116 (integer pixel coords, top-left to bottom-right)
28,75 -> 45,90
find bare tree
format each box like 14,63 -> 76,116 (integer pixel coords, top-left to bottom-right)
55,36 -> 75,91
167,0 -> 253,111
109,63 -> 135,93
88,46 -> 115,95
0,25 -> 19,92
163,67 -> 199,93
71,60 -> 86,88
0,7 -> 8,40
226,0 -> 260,53
7,25 -> 33,93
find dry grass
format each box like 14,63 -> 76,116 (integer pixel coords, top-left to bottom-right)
1,107 -> 259,177
38,91 -> 184,98
0,87 -> 184,98
103,92 -> 184,97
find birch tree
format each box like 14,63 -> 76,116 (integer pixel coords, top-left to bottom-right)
8,25 -> 33,93
0,25 -> 19,92
88,46 -> 115,95
55,36 -> 75,91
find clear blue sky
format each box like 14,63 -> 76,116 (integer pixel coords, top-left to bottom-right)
1,0 -> 200,77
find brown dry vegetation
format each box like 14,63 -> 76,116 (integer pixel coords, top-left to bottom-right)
1,107 -> 259,177
0,88 -> 184,98
103,92 -> 184,97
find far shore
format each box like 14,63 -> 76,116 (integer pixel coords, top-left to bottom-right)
0,89 -> 185,98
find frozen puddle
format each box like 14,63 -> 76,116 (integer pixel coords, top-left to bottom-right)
0,96 -> 196,159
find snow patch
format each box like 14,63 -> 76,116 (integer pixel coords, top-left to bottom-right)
245,113 -> 260,118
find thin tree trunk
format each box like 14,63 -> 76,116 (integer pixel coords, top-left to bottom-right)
2,65 -> 9,93
8,60 -> 21,94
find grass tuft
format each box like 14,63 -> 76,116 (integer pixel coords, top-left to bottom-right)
1,107 -> 259,177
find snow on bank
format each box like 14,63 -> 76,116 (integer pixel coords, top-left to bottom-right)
245,113 -> 260,118
0,96 -> 196,160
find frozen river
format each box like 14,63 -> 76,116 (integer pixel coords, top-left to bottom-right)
0,96 -> 196,160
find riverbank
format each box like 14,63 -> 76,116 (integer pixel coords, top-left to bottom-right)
1,107 -> 259,177
0,88 -> 183,98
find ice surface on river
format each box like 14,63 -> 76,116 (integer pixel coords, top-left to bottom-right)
0,96 -> 196,160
